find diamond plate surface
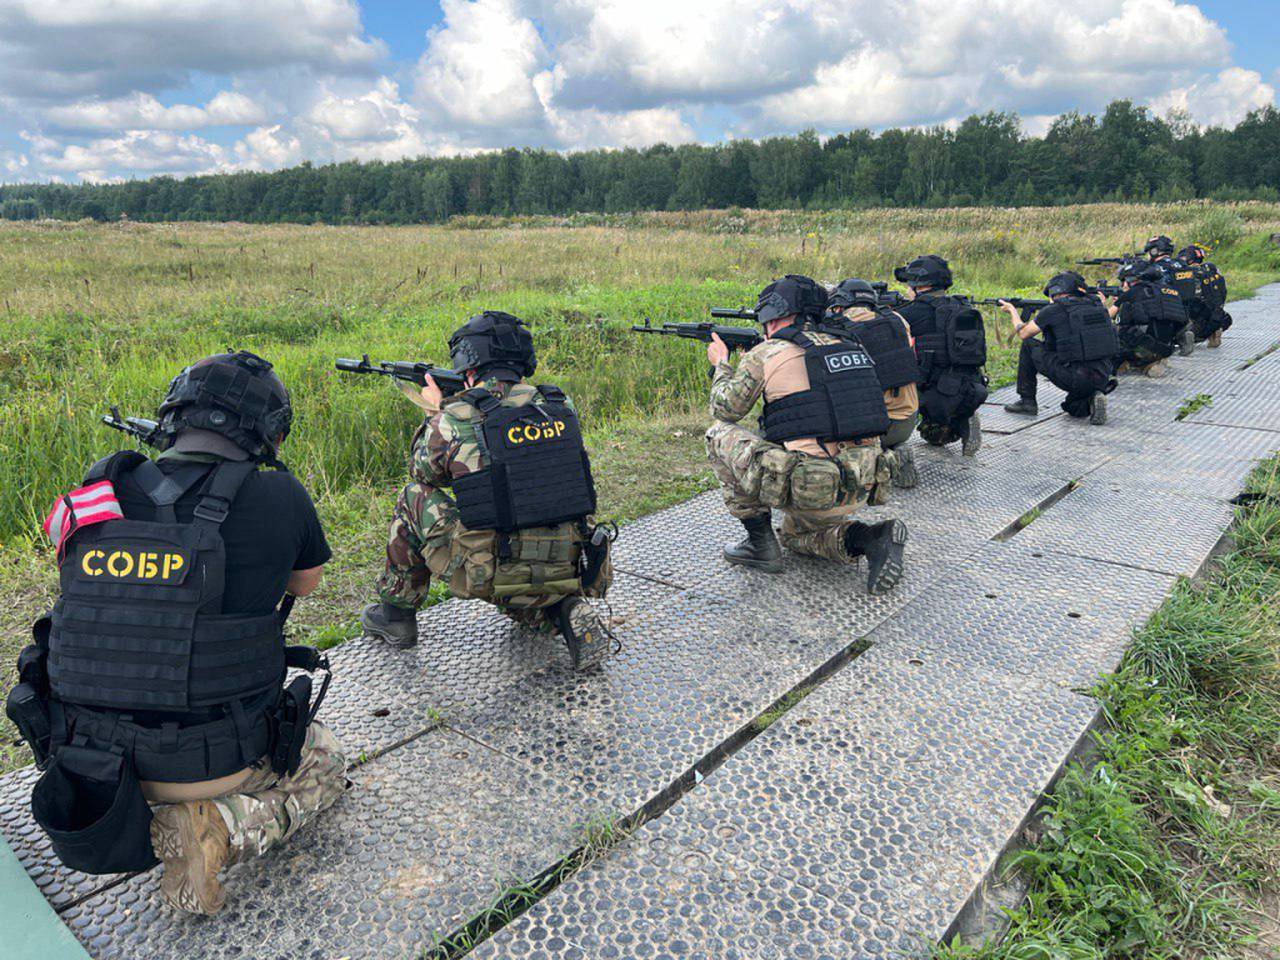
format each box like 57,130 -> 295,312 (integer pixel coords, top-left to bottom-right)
610,490 -> 738,589
58,730 -> 588,960
476,648 -> 1100,960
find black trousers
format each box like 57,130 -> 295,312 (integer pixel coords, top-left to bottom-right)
1017,340 -> 1113,419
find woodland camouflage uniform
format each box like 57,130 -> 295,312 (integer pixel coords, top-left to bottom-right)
379,376 -> 609,627
706,334 -> 890,563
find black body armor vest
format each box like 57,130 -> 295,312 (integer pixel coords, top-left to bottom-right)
1051,298 -> 1120,363
1198,262 -> 1227,309
48,455 -> 285,713
846,310 -> 922,390
911,296 -> 987,372
451,385 -> 597,532
1120,282 -> 1188,344
759,328 -> 890,444
1161,260 -> 1200,305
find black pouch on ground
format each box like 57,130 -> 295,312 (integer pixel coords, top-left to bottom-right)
31,744 -> 159,875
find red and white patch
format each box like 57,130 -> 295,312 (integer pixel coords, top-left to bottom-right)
42,480 -> 124,558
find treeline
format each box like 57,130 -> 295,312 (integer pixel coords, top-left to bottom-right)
3,101 -> 1280,224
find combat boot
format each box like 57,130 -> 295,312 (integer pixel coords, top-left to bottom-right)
151,800 -> 231,916
1144,358 -> 1169,378
960,412 -> 982,457
723,514 -> 783,573
554,597 -> 611,671
845,519 -> 908,595
1089,392 -> 1108,426
361,602 -> 419,649
1208,330 -> 1223,348
1003,398 -> 1039,416
1178,329 -> 1195,356
891,446 -> 918,489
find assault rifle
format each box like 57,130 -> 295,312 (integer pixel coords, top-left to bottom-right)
978,297 -> 1050,314
335,355 -> 467,396
102,406 -> 162,447
631,318 -> 763,353
871,282 -> 909,310
1077,254 -> 1140,267
1087,283 -> 1124,298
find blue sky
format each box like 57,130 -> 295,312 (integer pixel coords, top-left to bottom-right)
0,0 -> 1275,183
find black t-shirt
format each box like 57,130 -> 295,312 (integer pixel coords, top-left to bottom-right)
114,456 -> 331,615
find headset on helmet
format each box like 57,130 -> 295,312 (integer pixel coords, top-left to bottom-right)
1043,271 -> 1087,298
1179,244 -> 1206,263
448,311 -> 537,380
893,255 -> 952,289
754,275 -> 828,327
1118,261 -> 1164,285
1143,235 -> 1174,257
155,350 -> 292,463
828,278 -> 879,310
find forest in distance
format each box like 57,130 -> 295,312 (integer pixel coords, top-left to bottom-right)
2,101 -> 1280,226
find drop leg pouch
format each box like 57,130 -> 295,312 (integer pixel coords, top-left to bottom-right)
32,744 -> 159,875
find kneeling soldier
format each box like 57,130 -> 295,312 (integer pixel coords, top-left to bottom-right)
7,351 -> 346,915
1001,271 -> 1118,424
826,278 -> 923,488
361,312 -> 614,669
704,275 -> 908,594
1108,262 -> 1187,377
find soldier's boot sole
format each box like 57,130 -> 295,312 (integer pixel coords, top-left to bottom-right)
961,413 -> 982,457
360,603 -> 419,649
152,801 -> 230,916
557,598 -> 611,672
891,447 -> 918,489
1089,392 -> 1108,426
1178,330 -> 1195,356
1208,330 -> 1223,348
864,520 -> 908,596
1145,359 -> 1169,378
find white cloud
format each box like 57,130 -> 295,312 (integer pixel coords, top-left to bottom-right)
1151,67 -> 1276,128
46,91 -> 268,131
234,124 -> 303,169
24,129 -> 231,179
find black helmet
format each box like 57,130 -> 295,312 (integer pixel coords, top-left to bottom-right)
1043,271 -> 1087,298
448,311 -> 536,380
1179,244 -> 1206,263
1118,261 -> 1163,284
1143,235 -> 1174,257
155,350 -> 292,463
828,278 -> 879,310
754,275 -> 828,327
893,255 -> 952,289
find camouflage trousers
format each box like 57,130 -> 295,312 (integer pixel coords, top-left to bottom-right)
152,721 -> 349,862
377,481 -> 561,627
705,421 -> 870,564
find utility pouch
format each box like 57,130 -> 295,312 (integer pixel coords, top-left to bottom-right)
5,683 -> 52,767
834,445 -> 879,495
756,447 -> 800,508
871,451 -> 894,506
580,524 -> 615,598
32,745 -> 158,875
270,675 -> 312,778
788,457 -> 843,511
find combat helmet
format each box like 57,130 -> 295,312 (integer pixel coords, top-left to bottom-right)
1143,235 -> 1174,258
1179,243 -> 1207,263
893,255 -> 952,289
754,275 -> 828,327
155,350 -> 292,463
1042,271 -> 1087,298
828,278 -> 879,310
448,311 -> 537,381
1118,261 -> 1164,285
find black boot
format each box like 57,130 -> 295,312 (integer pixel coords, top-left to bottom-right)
723,514 -> 783,573
554,597 -> 611,672
845,520 -> 908,595
361,602 -> 419,649
960,412 -> 982,457
1178,329 -> 1195,356
1003,398 -> 1039,416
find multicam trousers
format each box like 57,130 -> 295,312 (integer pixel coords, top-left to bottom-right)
705,420 -> 873,564
152,721 -> 349,861
377,481 -> 564,627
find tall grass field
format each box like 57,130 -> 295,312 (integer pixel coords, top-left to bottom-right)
2,201 -> 1280,773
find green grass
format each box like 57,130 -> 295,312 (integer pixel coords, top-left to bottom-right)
1,206 -> 1278,776
1176,393 -> 1214,421
938,457 -> 1280,960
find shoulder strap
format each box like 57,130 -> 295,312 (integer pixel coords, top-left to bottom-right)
535,384 -> 568,403
458,387 -> 503,414
192,460 -> 257,528
131,460 -> 215,524
84,450 -> 147,485
771,325 -> 811,346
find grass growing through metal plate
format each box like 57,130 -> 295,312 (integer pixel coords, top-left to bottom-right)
992,479 -> 1081,541
1176,393 -> 1214,420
